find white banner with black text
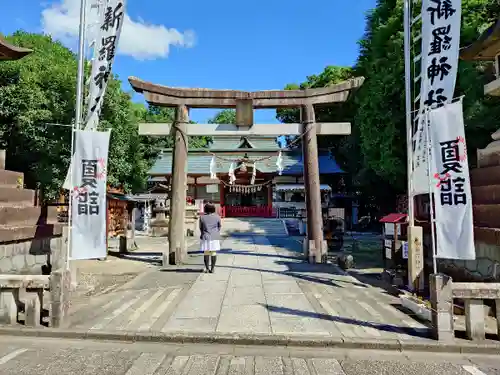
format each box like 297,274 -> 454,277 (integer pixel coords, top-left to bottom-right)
412,0 -> 462,195
429,101 -> 475,260
85,0 -> 125,130
71,130 -> 111,260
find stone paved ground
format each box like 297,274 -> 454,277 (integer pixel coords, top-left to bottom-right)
0,336 -> 498,374
67,236 -> 433,340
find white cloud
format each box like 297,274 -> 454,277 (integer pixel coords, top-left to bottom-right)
41,0 -> 195,60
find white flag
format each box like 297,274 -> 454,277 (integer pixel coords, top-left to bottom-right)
276,151 -> 284,175
429,101 -> 475,260
209,156 -> 217,179
412,0 -> 462,195
70,129 -> 111,260
84,0 -> 126,130
229,163 -> 236,185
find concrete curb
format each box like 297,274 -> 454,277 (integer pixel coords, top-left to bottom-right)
0,327 -> 498,354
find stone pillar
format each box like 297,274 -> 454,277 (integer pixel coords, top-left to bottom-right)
496,299 -> 500,339
301,104 -> 325,263
465,299 -> 486,341
408,225 -> 424,292
167,104 -> 189,266
50,268 -> 71,328
429,273 -> 454,341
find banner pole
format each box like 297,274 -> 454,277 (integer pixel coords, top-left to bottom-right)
404,0 -> 414,226
425,110 -> 438,274
67,0 -> 88,270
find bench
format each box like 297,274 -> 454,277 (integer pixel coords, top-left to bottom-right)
430,274 -> 500,341
0,269 -> 70,328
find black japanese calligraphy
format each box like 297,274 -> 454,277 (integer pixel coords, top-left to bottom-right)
81,159 -> 98,189
99,36 -> 117,61
77,191 -> 100,215
440,177 -> 466,205
427,0 -> 457,25
427,56 -> 451,85
429,25 -> 452,55
424,88 -> 447,107
436,138 -> 467,206
90,95 -> 101,113
439,139 -> 462,174
101,3 -> 124,32
94,65 -> 110,90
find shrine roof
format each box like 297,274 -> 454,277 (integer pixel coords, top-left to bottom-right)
0,37 -> 33,61
149,150 -> 344,175
460,19 -> 500,61
209,136 -> 280,150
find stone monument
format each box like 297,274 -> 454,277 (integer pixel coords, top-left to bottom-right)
150,198 -> 169,237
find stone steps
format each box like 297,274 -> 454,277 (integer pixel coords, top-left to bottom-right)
474,226 -> 500,247
221,218 -> 288,237
470,165 -> 500,187
473,204 -> 500,229
0,205 -> 57,226
0,169 -> 23,188
0,185 -> 35,205
0,224 -> 64,242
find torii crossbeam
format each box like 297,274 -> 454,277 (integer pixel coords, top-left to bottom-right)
129,76 -> 364,266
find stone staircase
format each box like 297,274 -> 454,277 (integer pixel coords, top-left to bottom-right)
221,217 -> 289,237
0,151 -> 63,274
439,163 -> 500,281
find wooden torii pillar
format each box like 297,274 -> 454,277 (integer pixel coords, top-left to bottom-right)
129,77 -> 364,265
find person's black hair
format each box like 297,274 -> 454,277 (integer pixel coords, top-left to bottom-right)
204,203 -> 216,214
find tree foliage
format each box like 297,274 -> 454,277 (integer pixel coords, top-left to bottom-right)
0,32 -> 77,200
0,31 -> 204,200
277,0 -> 500,212
208,109 -> 236,124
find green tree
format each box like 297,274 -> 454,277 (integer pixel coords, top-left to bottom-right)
0,31 -> 162,197
0,31 -> 77,200
354,0 -> 500,192
208,109 -> 236,124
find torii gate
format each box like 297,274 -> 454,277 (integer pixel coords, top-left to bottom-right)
129,76 -> 364,266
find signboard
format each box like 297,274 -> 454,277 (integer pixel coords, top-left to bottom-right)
384,239 -> 392,259
206,184 -> 219,193
384,223 -> 401,237
70,130 -> 111,260
402,241 -> 409,259
412,0 -> 462,195
429,101 -> 475,260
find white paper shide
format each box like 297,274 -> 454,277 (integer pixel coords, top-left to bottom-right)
71,130 -> 111,260
412,0 -> 462,195
429,101 -> 475,260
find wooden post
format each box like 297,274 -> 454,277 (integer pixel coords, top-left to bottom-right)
301,104 -> 324,263
167,104 -> 189,266
129,205 -> 136,250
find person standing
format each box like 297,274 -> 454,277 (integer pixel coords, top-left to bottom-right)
199,203 -> 221,273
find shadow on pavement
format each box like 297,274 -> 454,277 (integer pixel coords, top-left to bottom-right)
261,303 -> 432,339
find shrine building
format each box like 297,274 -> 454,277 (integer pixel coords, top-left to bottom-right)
147,135 -> 344,218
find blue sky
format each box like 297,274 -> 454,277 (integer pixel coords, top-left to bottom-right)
0,0 -> 376,123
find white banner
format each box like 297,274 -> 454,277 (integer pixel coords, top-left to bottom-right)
70,130 -> 111,260
62,0 -> 125,190
85,0 -> 125,130
412,0 -> 462,195
429,101 -> 475,260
